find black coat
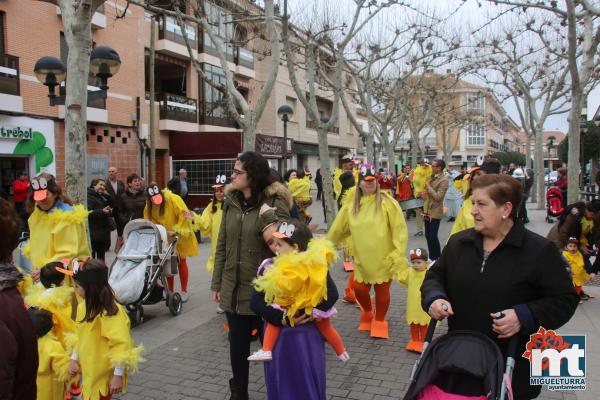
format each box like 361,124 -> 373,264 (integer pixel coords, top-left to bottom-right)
105,179 -> 125,206
87,188 -> 112,243
421,222 -> 578,400
116,189 -> 147,236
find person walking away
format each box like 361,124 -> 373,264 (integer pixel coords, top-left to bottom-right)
315,168 -> 323,201
87,179 -> 114,261
396,164 -> 414,220
0,198 -> 38,400
410,159 -> 432,236
423,159 -> 448,261
556,167 -> 568,209
175,169 -> 189,200
116,173 -> 147,251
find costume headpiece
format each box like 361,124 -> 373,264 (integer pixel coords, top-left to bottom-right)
147,184 -> 163,205
55,258 -> 108,284
409,248 -> 429,261
213,174 -> 228,189
568,237 -> 579,245
359,164 -> 376,181
31,175 -> 57,201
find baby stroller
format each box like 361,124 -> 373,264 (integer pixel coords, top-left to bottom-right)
403,321 -> 518,400
546,186 -> 564,223
109,219 -> 182,325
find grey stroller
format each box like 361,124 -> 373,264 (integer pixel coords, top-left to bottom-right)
109,219 -> 182,325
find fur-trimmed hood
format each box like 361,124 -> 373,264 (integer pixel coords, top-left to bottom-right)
224,181 -> 293,208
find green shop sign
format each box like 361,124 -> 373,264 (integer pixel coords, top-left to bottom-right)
0,126 -> 33,140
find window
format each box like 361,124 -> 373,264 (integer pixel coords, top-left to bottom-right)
201,3 -> 235,60
199,63 -> 235,126
465,93 -> 484,114
172,159 -> 235,195
467,124 -> 485,145
286,96 -> 297,121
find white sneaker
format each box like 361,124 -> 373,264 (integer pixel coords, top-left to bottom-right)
337,351 -> 350,362
181,291 -> 189,303
247,349 -> 272,362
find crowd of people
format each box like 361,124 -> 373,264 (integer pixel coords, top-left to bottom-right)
0,151 -> 588,400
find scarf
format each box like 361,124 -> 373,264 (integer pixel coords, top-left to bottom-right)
0,262 -> 22,292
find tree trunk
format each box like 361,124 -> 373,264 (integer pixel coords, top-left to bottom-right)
366,131 -> 374,165
58,0 -> 96,204
386,142 -> 396,172
317,129 -> 336,224
243,122 -> 256,153
535,128 -> 545,209
526,133 -> 535,202
149,17 -> 156,182
410,135 -> 419,168
567,92 -> 583,204
592,155 -> 598,189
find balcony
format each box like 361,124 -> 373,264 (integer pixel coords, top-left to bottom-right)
489,139 -> 507,152
306,119 -> 339,134
236,47 -> 254,69
199,101 -> 238,128
158,93 -> 198,123
157,15 -> 197,59
0,54 -> 20,96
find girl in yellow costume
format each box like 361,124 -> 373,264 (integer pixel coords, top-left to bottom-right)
397,248 -> 431,353
66,259 -> 143,400
327,164 -> 409,339
287,169 -> 313,221
563,237 -> 590,303
450,158 -> 502,237
249,221 -> 349,362
29,307 -> 71,400
25,173 -> 90,280
144,183 -> 198,302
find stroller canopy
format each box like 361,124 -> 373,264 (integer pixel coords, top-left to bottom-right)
403,330 -> 505,400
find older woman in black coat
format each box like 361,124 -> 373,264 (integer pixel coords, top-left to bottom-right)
87,178 -> 114,261
422,174 -> 578,400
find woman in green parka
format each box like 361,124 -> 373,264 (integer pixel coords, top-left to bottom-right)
211,151 -> 291,399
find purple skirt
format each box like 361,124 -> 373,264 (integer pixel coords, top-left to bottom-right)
263,322 -> 327,400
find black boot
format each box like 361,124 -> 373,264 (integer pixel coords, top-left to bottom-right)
229,378 -> 249,400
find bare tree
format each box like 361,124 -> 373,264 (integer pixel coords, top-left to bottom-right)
488,0 -> 600,203
38,0 -> 107,203
129,0 -> 281,152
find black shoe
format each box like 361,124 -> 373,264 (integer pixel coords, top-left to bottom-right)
229,379 -> 249,400
580,293 -> 590,301
447,217 -> 455,222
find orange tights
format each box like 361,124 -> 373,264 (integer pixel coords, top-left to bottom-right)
352,280 -> 392,321
167,257 -> 189,292
262,319 -> 346,356
410,323 -> 428,342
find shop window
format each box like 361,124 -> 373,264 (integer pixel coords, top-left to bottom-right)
172,159 -> 235,195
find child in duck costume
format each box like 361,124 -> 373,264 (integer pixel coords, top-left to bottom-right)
29,307 -> 71,400
144,183 -> 198,301
249,221 -> 349,362
25,174 -> 91,277
188,175 -> 226,273
287,169 -> 313,221
65,258 -> 143,400
563,237 -> 590,303
327,164 -> 409,339
397,248 -> 431,353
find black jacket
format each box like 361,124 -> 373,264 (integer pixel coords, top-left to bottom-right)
87,188 -> 112,243
116,189 -> 147,236
105,179 -> 125,207
421,222 -> 578,399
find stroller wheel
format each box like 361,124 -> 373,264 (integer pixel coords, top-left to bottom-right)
127,305 -> 144,327
167,292 -> 183,316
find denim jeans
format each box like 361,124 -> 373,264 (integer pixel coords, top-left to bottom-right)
424,217 -> 442,260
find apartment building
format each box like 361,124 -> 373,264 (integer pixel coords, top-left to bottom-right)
394,73 -> 521,167
0,0 -> 360,207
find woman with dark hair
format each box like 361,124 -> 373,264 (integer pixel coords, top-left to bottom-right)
0,198 -> 38,400
211,151 -> 291,399
87,178 -> 113,261
26,173 -> 90,278
422,174 -> 578,399
283,169 -> 297,183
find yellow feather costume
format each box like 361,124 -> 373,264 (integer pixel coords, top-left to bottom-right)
253,239 -> 337,324
411,165 -> 432,197
563,250 -> 589,287
37,333 -> 71,400
397,267 -> 430,325
26,202 -> 91,270
450,197 -> 474,237
144,189 -> 198,258
26,286 -> 75,346
74,302 -> 144,400
192,200 -> 223,272
327,192 -> 409,284
288,177 -> 312,202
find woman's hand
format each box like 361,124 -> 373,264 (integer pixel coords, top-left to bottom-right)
182,210 -> 194,221
490,309 -> 522,339
110,375 -> 123,395
212,291 -> 220,302
293,314 -> 314,325
428,299 -> 454,320
68,360 -> 80,376
102,206 -> 112,215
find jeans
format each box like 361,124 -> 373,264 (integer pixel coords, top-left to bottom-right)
424,217 -> 442,261
225,312 -> 263,385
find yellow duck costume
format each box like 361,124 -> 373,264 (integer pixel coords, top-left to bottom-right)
74,301 -> 143,400
37,332 -> 71,400
192,199 -> 223,272
25,201 -> 91,270
288,176 -> 312,203
563,250 -> 588,287
26,286 -> 75,346
450,197 -> 474,237
411,164 -> 432,198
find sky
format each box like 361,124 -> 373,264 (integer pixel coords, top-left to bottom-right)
283,0 -> 599,134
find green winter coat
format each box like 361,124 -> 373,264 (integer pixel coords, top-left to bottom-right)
211,182 -> 292,315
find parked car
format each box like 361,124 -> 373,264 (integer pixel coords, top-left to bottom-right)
545,170 -> 559,185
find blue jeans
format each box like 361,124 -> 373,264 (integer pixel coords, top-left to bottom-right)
424,217 -> 441,261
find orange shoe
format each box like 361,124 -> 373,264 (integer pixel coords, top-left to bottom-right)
343,261 -> 355,272
370,320 -> 389,339
405,340 -> 417,352
357,311 -> 373,331
223,323 -> 230,332
343,287 -> 356,304
413,341 -> 424,353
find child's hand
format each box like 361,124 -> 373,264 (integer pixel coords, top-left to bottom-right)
31,269 -> 41,283
182,210 -> 194,221
68,360 -> 80,376
110,375 -> 123,395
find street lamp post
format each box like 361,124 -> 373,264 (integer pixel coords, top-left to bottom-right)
277,104 -> 294,174
34,45 -> 121,106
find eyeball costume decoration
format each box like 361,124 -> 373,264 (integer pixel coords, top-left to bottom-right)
273,222 -> 296,239
31,175 -> 58,201
397,247 -> 431,353
147,185 -> 163,205
359,164 -> 376,181
213,174 -> 227,188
